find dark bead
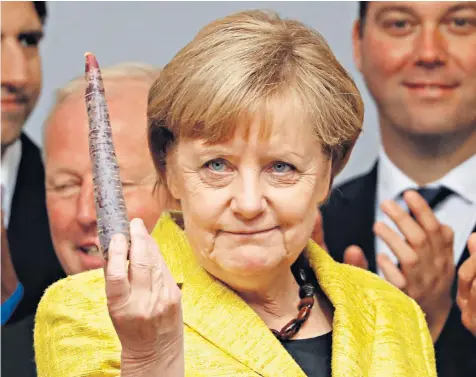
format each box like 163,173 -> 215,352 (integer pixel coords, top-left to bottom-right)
270,263 -> 319,342
298,296 -> 314,309
297,306 -> 311,322
281,319 -> 302,340
299,283 -> 315,299
271,329 -> 281,340
293,267 -> 306,286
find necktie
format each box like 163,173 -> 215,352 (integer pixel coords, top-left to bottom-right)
396,186 -> 453,270
413,186 -> 453,210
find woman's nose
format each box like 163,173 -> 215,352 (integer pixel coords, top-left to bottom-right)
230,171 -> 266,220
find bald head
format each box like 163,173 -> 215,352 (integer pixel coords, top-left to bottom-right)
44,78 -> 152,157
44,66 -> 172,275
44,62 -> 159,146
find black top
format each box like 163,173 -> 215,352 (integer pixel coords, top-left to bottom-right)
281,332 -> 332,377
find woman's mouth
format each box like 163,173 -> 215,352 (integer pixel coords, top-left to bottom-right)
223,227 -> 278,237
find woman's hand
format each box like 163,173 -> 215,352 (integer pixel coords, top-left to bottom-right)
105,218 -> 184,377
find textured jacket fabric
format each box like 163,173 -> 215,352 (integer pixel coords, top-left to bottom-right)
34,212 -> 436,377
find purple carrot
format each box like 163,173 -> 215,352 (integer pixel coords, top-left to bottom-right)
85,52 -> 130,259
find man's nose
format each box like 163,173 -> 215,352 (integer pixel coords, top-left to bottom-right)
76,184 -> 97,228
413,26 -> 448,70
1,39 -> 29,89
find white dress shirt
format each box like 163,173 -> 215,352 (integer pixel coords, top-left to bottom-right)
1,139 -> 22,228
375,149 -> 476,277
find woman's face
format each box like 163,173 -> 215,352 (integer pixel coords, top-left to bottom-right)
167,105 -> 332,287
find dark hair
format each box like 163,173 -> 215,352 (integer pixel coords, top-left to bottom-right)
358,1 -> 368,36
33,1 -> 47,24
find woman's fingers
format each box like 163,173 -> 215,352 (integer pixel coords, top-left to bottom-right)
104,218 -> 184,359
105,233 -> 131,303
129,218 -> 154,292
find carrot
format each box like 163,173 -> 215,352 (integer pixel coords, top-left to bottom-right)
85,52 -> 130,259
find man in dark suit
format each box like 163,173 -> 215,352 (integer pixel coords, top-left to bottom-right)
1,1 -> 66,375
320,2 -> 476,377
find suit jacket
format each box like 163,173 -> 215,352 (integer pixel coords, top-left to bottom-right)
2,134 -> 66,377
1,315 -> 37,377
34,212 -> 436,377
6,133 -> 66,323
321,162 -> 476,377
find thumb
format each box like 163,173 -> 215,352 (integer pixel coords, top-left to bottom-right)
311,209 -> 327,251
343,245 -> 369,270
468,233 -> 476,256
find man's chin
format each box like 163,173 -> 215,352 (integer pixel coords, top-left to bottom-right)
1,120 -> 25,148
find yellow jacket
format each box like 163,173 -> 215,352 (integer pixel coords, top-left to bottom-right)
34,212 -> 436,377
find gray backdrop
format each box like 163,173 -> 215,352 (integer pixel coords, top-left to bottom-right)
25,1 -> 380,184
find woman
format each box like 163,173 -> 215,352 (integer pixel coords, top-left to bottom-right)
34,10 -> 436,377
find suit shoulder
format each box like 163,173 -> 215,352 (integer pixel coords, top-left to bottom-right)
332,170 -> 372,199
20,133 -> 42,163
335,173 -> 367,191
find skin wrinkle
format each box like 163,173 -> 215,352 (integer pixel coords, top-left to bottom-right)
166,104 -> 330,321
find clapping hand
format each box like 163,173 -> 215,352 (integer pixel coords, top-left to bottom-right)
342,191 -> 455,341
456,233 -> 476,337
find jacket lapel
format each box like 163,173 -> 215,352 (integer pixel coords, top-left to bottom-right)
306,241 -> 373,377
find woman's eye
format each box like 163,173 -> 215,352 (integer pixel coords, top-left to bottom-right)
271,161 -> 294,173
205,159 -> 228,172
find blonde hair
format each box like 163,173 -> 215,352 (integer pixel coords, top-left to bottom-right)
148,10 -> 364,180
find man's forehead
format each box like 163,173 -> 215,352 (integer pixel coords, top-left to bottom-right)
47,84 -> 150,141
1,2 -> 42,34
369,1 -> 476,17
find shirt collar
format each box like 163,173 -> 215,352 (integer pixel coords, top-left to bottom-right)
377,148 -> 476,205
1,139 -> 22,227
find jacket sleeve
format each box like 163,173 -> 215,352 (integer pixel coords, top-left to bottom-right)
34,271 -> 121,377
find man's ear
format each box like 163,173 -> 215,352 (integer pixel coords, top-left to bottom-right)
352,20 -> 363,73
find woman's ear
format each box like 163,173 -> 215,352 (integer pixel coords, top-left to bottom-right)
166,169 -> 181,201
155,180 -> 182,211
